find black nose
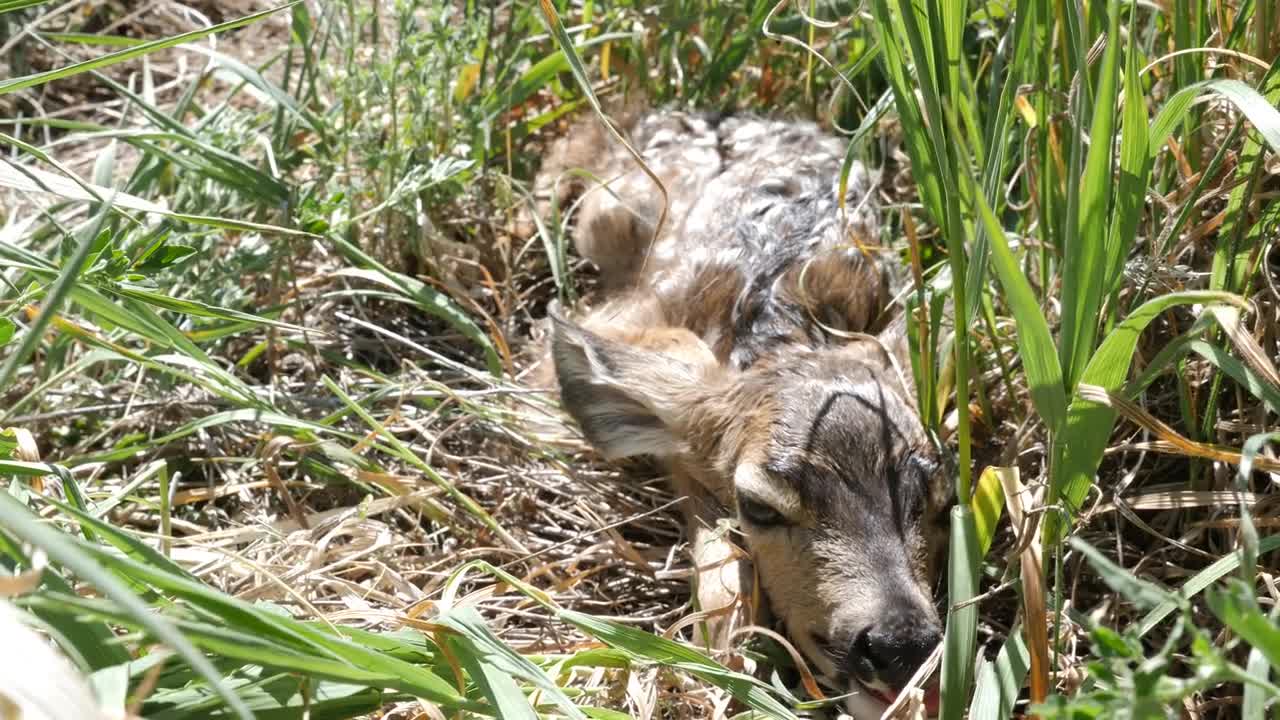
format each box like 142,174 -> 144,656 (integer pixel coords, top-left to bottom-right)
848,608 -> 942,690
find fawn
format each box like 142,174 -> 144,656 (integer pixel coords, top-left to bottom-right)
528,109 -> 953,718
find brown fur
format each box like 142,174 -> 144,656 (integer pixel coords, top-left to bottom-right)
528,109 -> 951,718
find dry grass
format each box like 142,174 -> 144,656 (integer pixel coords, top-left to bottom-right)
2,1 -> 1280,719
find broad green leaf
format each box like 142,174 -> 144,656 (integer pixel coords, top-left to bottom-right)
969,629 -> 1030,720
1052,292 -> 1246,530
438,607 -> 585,720
970,466 -> 1009,558
940,506 -> 980,720
446,636 -> 537,720
0,317 -> 15,346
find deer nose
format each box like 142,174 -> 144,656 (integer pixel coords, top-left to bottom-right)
849,610 -> 943,691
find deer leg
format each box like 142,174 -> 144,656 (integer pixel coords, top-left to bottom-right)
676,473 -> 754,653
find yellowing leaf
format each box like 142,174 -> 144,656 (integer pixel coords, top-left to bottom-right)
454,63 -> 481,102
970,466 -> 1010,557
1014,94 -> 1037,127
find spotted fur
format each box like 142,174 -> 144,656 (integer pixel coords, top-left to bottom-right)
530,109 -> 951,718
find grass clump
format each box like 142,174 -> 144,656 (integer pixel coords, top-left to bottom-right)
2,1 -> 1280,718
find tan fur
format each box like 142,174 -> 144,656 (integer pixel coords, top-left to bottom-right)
530,110 -> 949,718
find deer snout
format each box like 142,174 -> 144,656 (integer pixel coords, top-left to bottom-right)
846,605 -> 942,692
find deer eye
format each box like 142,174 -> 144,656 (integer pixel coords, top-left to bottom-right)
737,495 -> 787,527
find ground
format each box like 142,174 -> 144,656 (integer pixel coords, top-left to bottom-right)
2,2 -> 1280,720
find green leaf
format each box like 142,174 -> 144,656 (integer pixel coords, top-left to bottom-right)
39,32 -> 145,47
1242,644 -> 1272,720
1190,341 -> 1280,415
438,607 -> 585,720
969,630 -> 1030,720
1206,581 -> 1280,670
0,0 -> 54,12
1059,0 -> 1123,389
132,244 -> 197,272
0,191 -> 110,391
0,531 -> 132,672
0,494 -> 256,720
973,190 -> 1067,432
0,157 -> 309,236
54,537 -> 477,709
556,608 -> 798,719
940,506 -> 980,720
1070,537 -> 1174,610
0,317 -> 14,346
1052,292 -> 1246,531
970,466 -> 1009,558
328,263 -> 499,378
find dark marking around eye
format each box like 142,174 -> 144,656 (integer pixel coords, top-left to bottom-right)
737,495 -> 787,528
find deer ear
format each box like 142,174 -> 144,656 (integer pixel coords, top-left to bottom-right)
549,308 -> 718,460
874,313 -> 915,400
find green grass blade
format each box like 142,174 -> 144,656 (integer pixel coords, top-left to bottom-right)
1207,582 -> 1280,670
0,494 -> 256,720
973,190 -> 1067,431
940,506 -> 980,720
328,258 -> 500,377
439,607 -> 586,720
1059,0 -> 1123,389
968,629 -> 1030,719
1070,537 -> 1175,610
0,0 -> 54,12
1189,341 -> 1280,415
0,530 -> 132,672
970,466 -> 1009,558
1242,645 -> 1272,720
1052,292 -> 1248,533
0,3 -> 300,95
1136,534 -> 1280,637
1102,8 -> 1151,289
0,194 -> 109,390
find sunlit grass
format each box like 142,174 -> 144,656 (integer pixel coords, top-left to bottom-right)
2,0 -> 1279,718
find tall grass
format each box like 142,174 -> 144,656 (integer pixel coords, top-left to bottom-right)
2,0 -> 1279,718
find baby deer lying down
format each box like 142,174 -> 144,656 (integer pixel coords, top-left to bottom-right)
531,110 -> 953,718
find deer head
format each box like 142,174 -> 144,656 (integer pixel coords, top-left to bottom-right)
549,307 -> 953,717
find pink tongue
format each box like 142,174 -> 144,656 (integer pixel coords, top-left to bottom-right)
924,686 -> 940,714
